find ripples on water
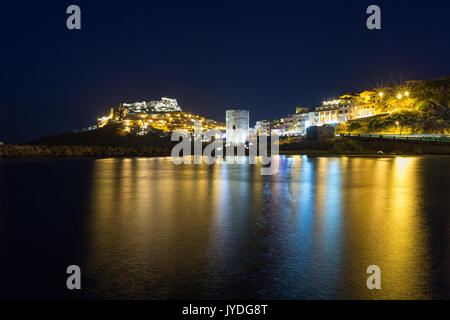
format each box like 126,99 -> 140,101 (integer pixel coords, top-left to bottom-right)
0,156 -> 449,299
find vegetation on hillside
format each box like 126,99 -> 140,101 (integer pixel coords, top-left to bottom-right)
28,123 -> 175,147
337,77 -> 450,134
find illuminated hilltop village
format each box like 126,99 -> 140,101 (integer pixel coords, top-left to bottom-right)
97,97 -> 225,135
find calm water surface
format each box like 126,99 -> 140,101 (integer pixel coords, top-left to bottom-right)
0,156 -> 449,299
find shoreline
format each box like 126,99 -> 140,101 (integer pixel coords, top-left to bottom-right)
1,148 -> 449,160
0,144 -> 171,159
2,154 -> 450,161
1,141 -> 450,159
278,150 -> 450,157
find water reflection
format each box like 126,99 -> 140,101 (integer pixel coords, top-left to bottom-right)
83,156 -> 446,299
338,157 -> 429,299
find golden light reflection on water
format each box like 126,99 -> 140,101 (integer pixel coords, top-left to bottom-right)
382,157 -> 430,299
341,157 -> 430,299
85,156 -> 436,299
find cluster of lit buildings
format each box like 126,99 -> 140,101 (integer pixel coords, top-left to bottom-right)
255,87 -> 412,136
94,82 -> 416,141
97,97 -> 225,135
96,98 -> 251,146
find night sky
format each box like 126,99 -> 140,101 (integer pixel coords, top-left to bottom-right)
1,0 -> 449,143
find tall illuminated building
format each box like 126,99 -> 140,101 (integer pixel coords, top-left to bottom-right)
226,109 -> 249,145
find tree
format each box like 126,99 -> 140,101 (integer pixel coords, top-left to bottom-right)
348,121 -> 363,133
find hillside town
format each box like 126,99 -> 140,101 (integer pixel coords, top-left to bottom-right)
96,97 -> 226,135
94,77 -> 449,138
256,79 -> 428,136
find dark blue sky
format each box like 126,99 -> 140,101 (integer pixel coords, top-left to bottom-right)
1,0 -> 449,142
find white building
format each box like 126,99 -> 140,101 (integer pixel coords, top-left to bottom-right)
121,97 -> 181,116
149,97 -> 182,112
255,120 -> 271,133
226,109 -> 249,145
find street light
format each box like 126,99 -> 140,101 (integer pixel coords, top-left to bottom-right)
404,91 -> 409,97
397,94 -> 402,99
395,121 -> 400,134
378,92 -> 383,97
